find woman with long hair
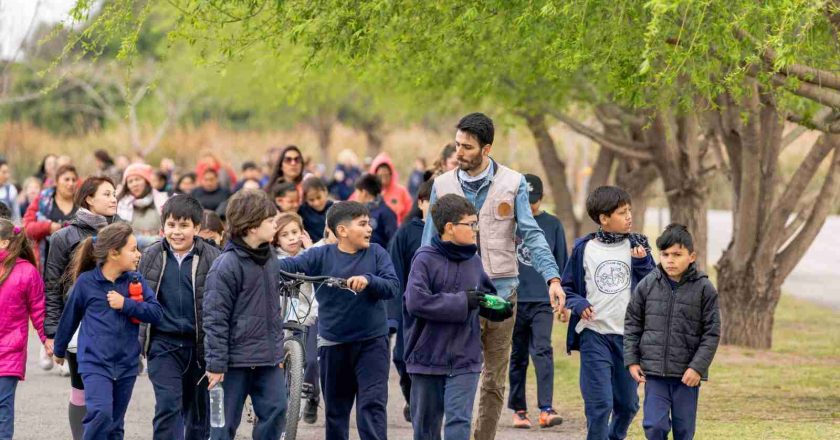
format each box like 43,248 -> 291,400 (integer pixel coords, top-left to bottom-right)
267,145 -> 307,191
43,176 -> 119,440
23,164 -> 79,268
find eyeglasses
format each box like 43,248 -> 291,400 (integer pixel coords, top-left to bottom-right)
453,222 -> 480,231
283,156 -> 302,164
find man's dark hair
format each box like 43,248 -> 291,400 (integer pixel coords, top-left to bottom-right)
0,159 -> 6,168
586,185 -> 632,225
355,173 -> 382,197
327,201 -> 370,234
656,223 -> 695,253
417,179 -> 434,202
225,189 -> 278,238
456,112 -> 494,146
93,149 -> 114,166
161,194 -> 203,226
241,161 -> 258,171
432,194 -> 477,235
270,182 -> 298,199
302,176 -> 328,196
201,168 -> 218,177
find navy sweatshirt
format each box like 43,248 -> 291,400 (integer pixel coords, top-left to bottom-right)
368,198 -> 398,248
403,239 -> 496,376
516,212 -> 567,303
277,243 -> 400,343
386,217 -> 425,330
299,200 -> 334,242
156,240 -> 196,336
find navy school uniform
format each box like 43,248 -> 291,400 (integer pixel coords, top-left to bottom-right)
53,267 -> 163,440
299,200 -> 334,242
386,216 -> 426,405
509,211 -> 567,413
277,243 -> 399,440
367,198 -> 398,249
202,239 -> 288,440
562,234 -> 655,440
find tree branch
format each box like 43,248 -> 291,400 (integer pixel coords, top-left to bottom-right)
776,135 -> 840,279
769,73 -> 840,109
735,27 -> 840,91
786,109 -> 840,134
549,111 -> 654,161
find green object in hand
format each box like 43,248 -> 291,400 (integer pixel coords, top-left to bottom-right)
482,294 -> 511,311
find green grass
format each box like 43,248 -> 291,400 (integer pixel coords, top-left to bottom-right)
525,295 -> 840,439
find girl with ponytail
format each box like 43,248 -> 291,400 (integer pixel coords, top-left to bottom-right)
53,222 -> 163,440
0,219 -> 47,440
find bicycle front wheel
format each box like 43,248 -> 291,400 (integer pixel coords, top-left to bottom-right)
283,336 -> 305,440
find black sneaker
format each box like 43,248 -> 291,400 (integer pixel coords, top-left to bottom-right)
403,403 -> 412,423
303,399 -> 318,424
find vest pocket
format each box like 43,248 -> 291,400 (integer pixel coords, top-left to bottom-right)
492,197 -> 515,220
484,238 -> 516,274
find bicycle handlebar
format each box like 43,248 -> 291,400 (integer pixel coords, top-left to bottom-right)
278,269 -> 347,286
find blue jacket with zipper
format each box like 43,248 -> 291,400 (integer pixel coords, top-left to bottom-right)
562,233 -> 655,354
54,267 -> 163,379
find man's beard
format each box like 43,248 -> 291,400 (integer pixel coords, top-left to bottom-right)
459,155 -> 483,172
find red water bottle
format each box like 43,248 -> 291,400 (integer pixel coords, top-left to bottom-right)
129,276 -> 144,324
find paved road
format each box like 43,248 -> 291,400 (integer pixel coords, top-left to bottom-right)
14,332 -> 585,439
646,209 -> 840,309
13,210 -> 837,439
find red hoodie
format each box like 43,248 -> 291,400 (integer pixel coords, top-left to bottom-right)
369,153 -> 413,224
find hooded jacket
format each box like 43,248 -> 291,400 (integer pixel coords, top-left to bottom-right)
403,237 -> 496,376
202,239 -> 286,373
369,153 -> 413,225
0,253 -> 46,379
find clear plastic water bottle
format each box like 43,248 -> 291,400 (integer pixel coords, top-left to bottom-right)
209,384 -> 225,428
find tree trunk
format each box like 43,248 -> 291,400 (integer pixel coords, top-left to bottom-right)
579,148 -> 616,235
363,120 -> 384,160
715,251 -> 781,348
665,189 -> 708,268
317,122 -> 333,173
523,112 -> 580,244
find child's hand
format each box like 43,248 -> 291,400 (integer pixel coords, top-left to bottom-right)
301,231 -> 313,249
347,276 -> 369,292
45,339 -> 54,357
581,306 -> 596,321
682,368 -> 701,387
54,356 -> 65,366
629,364 -> 646,383
107,291 -> 125,310
631,246 -> 647,258
207,372 -> 224,390
556,308 -> 571,323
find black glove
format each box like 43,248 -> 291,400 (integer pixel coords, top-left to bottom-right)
465,289 -> 484,310
479,302 -> 514,322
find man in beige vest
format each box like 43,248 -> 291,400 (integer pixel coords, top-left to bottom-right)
422,113 -> 565,440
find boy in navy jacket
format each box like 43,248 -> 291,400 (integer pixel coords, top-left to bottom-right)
403,194 -> 511,440
624,224 -> 720,440
277,201 -> 399,440
562,186 -> 655,440
386,178 -> 434,421
353,173 -> 398,248
203,190 -> 287,440
139,194 -> 221,440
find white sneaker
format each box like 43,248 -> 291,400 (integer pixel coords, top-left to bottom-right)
58,361 -> 71,377
38,346 -> 54,371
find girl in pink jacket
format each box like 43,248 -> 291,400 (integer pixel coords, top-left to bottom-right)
0,218 -> 46,439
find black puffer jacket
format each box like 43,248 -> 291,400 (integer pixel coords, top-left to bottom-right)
43,215 -> 121,338
202,240 -> 285,374
138,237 -> 221,360
624,264 -> 721,379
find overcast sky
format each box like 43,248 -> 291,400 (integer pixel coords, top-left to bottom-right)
0,0 -> 77,60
